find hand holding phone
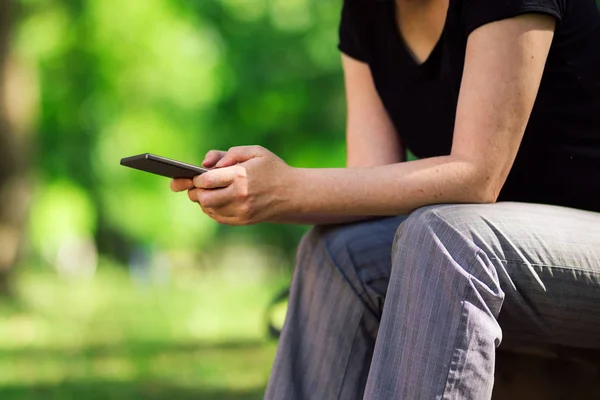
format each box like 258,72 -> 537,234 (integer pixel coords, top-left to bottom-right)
124,146 -> 292,225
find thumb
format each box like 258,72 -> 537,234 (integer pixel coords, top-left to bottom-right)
215,146 -> 264,168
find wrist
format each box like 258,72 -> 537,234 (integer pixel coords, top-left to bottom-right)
283,167 -> 309,215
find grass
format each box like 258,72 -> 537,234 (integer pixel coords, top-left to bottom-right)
0,261 -> 289,399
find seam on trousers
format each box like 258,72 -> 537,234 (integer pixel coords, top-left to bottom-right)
440,250 -> 483,400
336,308 -> 365,400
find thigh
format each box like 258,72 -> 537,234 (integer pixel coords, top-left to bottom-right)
416,202 -> 600,348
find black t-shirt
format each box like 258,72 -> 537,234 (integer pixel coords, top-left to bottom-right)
339,0 -> 600,213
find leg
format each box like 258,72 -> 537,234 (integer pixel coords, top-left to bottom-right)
265,216 -> 406,400
364,202 -> 600,400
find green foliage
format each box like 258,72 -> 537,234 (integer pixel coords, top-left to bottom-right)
15,0 -> 346,262
0,265 -> 284,399
27,179 -> 97,273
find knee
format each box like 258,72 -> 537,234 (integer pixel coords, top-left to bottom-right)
392,205 -> 505,317
396,204 -> 468,244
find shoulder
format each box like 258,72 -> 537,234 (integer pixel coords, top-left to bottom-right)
339,0 -> 379,63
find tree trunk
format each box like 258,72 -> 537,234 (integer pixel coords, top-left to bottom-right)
0,0 -> 34,297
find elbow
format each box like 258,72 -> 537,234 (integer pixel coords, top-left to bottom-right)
470,178 -> 502,204
475,185 -> 500,204
449,155 -> 505,204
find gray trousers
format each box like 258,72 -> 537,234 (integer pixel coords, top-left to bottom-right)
265,203 -> 600,400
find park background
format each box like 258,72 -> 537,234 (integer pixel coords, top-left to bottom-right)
6,1 -> 600,399
0,0 -> 347,398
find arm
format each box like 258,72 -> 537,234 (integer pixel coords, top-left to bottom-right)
179,14 -> 555,225
344,54 -> 405,168
177,55 -> 407,226
274,54 -> 406,225
282,14 -> 555,217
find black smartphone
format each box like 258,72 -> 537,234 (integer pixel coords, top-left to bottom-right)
120,153 -> 209,179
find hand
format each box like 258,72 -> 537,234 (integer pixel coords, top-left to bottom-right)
171,146 -> 296,225
169,149 -> 227,199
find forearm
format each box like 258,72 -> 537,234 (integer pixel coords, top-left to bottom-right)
284,155 -> 497,217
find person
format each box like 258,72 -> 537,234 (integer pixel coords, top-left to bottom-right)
171,0 -> 600,398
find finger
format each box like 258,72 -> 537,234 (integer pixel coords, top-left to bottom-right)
196,186 -> 235,208
193,166 -> 243,189
200,205 -> 217,219
215,146 -> 265,168
188,188 -> 200,203
208,214 -> 246,226
202,150 -> 227,168
201,205 -> 236,219
202,205 -> 214,216
203,200 -> 254,224
201,206 -> 242,225
171,178 -> 194,192
200,204 -> 240,225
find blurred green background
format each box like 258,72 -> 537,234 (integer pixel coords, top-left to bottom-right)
0,0 -> 347,398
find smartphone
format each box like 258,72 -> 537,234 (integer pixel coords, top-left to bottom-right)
120,153 -> 209,179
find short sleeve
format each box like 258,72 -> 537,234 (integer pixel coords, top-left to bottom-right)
461,0 -> 565,36
338,0 -> 368,62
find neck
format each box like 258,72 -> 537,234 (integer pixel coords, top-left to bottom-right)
394,0 -> 448,64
